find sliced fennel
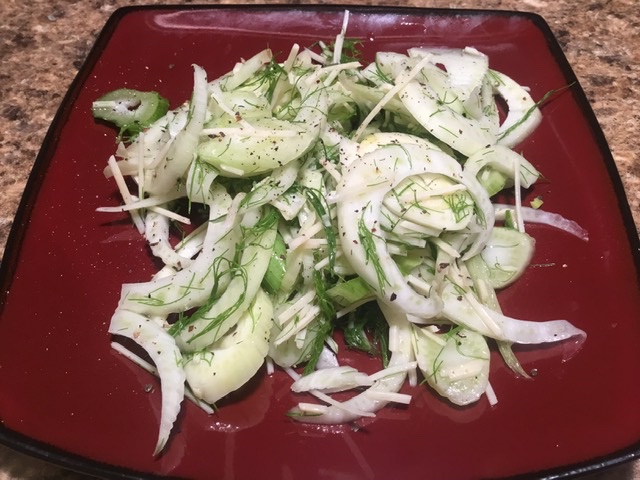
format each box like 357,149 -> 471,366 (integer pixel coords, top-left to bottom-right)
108,310 -> 185,455
183,288 -> 274,404
96,18 -> 587,455
481,226 -> 536,289
412,324 -> 490,406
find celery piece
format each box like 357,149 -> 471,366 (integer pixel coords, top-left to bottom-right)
262,233 -> 287,294
326,276 -> 373,308
92,88 -> 169,136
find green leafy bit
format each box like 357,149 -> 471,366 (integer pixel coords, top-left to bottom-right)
301,186 -> 337,272
341,302 -> 390,366
357,208 -> 389,293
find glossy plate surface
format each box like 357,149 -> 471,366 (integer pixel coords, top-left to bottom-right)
1,6 -> 639,480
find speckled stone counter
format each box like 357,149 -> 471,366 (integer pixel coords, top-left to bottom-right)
0,0 -> 638,479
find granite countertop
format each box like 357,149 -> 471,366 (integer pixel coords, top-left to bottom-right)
0,0 -> 638,479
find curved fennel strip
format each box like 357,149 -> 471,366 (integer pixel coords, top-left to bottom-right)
144,210 -> 193,270
399,80 -> 496,157
108,310 -> 185,455
440,282 -> 586,344
407,46 -> 490,103
494,204 -> 589,241
144,64 -> 208,195
291,366 -> 373,394
432,239 -> 585,346
490,70 -> 543,147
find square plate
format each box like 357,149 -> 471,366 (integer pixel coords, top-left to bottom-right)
1,6 -> 639,479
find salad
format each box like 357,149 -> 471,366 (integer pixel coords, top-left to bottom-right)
94,12 -> 587,455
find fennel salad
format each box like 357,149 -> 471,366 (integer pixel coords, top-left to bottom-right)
93,12 -> 587,455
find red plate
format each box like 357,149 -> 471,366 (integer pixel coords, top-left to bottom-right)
1,6 -> 639,479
